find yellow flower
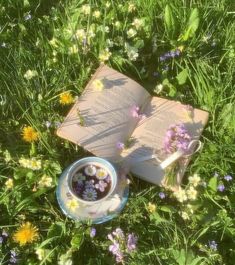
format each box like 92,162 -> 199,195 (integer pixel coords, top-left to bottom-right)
66,199 -> 79,211
92,79 -> 104,91
5,178 -> 13,189
59,91 -> 74,105
173,187 -> 187,203
181,211 -> 189,220
188,174 -> 201,187
13,222 -> 39,246
99,48 -> 111,62
22,126 -> 39,143
147,202 -> 156,213
38,174 -> 53,188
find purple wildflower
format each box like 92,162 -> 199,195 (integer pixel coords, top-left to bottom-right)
0,237 -> 3,244
159,192 -> 166,199
95,180 -> 108,192
175,49 -> 181,56
109,241 -> 120,255
127,233 -> 138,252
130,105 -> 140,118
10,250 -> 18,264
160,55 -> 166,62
208,240 -> 217,251
217,184 -> 225,192
90,227 -> 96,238
224,175 -> 232,181
113,228 -> 125,239
116,141 -> 125,150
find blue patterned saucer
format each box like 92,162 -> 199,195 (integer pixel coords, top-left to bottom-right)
56,157 -> 129,224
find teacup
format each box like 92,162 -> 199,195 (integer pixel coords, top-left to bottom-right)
66,157 -> 117,205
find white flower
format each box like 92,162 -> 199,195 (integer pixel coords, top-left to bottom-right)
49,38 -> 58,47
5,178 -> 13,189
81,4 -> 91,15
93,10 -> 101,18
19,157 -> 42,170
114,21 -> 121,29
106,39 -> 114,47
96,168 -> 108,180
75,29 -> 86,41
24,69 -> 38,80
35,248 -> 50,261
105,2 -> 111,8
85,165 -> 96,176
127,28 -> 137,38
186,186 -> 198,200
181,211 -> 190,220
132,18 -> 144,29
125,43 -> 139,61
155,84 -> 164,94
92,79 -> 104,91
99,48 -> 111,62
188,174 -> 201,187
128,3 -> 136,12
173,187 -> 187,203
104,26 -> 110,33
38,175 -> 53,188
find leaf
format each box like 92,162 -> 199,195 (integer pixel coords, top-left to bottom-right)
179,8 -> 200,41
176,69 -> 188,85
71,233 -> 84,249
208,176 -> 218,193
47,222 -> 66,238
164,5 -> 177,38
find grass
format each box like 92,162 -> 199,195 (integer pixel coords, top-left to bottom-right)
0,0 -> 235,264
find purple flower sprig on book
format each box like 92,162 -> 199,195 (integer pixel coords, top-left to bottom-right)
130,105 -> 146,120
164,123 -> 191,154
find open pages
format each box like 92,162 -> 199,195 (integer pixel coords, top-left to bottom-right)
57,65 -> 150,160
121,97 -> 209,185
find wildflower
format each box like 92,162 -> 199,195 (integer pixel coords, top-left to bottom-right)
24,69 -> 38,80
147,202 -> 156,213
82,188 -> 97,201
208,240 -> 217,251
127,233 -> 138,251
95,180 -> 108,192
173,187 -> 187,203
187,204 -> 194,214
93,10 -> 101,18
181,211 -> 189,220
69,44 -> 78,54
13,222 -> 39,246
19,157 -> 41,170
22,126 -> 39,143
92,79 -> 104,91
49,38 -> 58,47
96,168 -> 108,180
106,39 -> 114,47
99,48 -> 111,62
104,26 -> 110,33
105,2 -> 111,8
90,227 -> 96,238
85,165 -> 96,176
163,123 -> 191,154
45,121 -> 51,128
214,172 -> 219,177
155,84 -> 164,94
186,186 -> 197,200
38,175 -> 53,188
74,29 -> 86,41
59,91 -> 74,105
159,192 -> 166,199
224,175 -> 232,181
217,184 -> 225,192
188,174 -> 201,187
81,4 -> 91,15
127,28 -> 137,38
125,43 -> 139,61
114,21 -> 121,29
0,230 -> 8,244
66,199 -> 79,211
35,248 -> 49,261
24,13 -> 32,20
9,250 -> 18,264
5,178 -> 13,189
116,141 -> 125,151
132,18 -> 143,29
128,3 -> 136,12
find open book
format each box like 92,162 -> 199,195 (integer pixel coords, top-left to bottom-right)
57,65 -> 209,186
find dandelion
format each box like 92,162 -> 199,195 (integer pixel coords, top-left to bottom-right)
127,28 -> 137,38
147,202 -> 156,213
99,48 -> 111,62
38,175 -> 53,188
224,175 -> 232,181
173,187 -> 187,203
92,79 -> 104,91
13,222 -> 39,246
24,69 -> 38,80
5,178 -> 13,189
85,165 -> 97,176
22,126 -> 39,143
188,174 -> 201,187
186,186 -> 197,200
217,184 -> 225,192
66,199 -> 79,211
90,227 -> 96,238
96,168 -> 108,180
59,91 -> 74,105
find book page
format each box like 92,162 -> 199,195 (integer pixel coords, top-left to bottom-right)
121,97 -> 209,185
57,65 -> 150,160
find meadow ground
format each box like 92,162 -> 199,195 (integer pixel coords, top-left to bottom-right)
0,0 -> 235,264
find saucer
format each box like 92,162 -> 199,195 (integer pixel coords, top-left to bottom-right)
56,159 -> 129,224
